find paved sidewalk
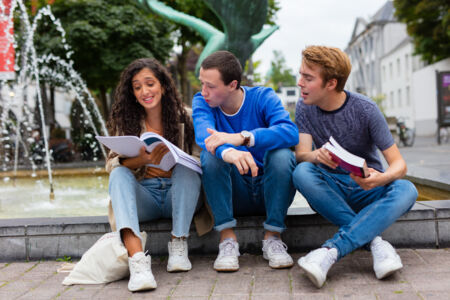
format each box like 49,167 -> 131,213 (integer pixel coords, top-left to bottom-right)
1,249 -> 450,299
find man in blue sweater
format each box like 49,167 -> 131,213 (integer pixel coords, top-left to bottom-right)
192,51 -> 298,271
293,46 -> 418,288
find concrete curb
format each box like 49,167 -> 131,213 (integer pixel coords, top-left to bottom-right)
0,200 -> 449,261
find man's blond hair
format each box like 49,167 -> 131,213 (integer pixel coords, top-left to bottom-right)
302,46 -> 352,92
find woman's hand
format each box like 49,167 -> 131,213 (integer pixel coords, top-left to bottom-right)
138,143 -> 169,165
121,143 -> 169,169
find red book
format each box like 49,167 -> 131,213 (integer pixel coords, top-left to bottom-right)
323,136 -> 369,178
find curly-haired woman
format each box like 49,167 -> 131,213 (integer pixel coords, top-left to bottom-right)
106,58 -> 200,291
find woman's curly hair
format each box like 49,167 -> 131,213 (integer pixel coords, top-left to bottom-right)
107,58 -> 194,154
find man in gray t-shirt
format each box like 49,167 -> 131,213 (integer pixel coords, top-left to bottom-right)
292,46 -> 418,289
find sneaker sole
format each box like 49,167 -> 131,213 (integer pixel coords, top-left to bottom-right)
213,266 -> 239,272
269,262 -> 294,269
263,252 -> 294,269
298,259 -> 325,288
167,266 -> 192,273
375,262 -> 403,279
267,259 -> 294,269
128,281 -> 157,292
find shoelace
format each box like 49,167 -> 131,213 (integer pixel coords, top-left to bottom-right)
264,239 -> 288,254
171,239 -> 186,256
372,241 -> 390,260
220,239 -> 238,257
130,251 -> 149,274
306,248 -> 336,270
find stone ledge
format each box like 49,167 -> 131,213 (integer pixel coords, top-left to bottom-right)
0,200 -> 449,261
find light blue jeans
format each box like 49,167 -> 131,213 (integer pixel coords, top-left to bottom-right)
109,164 -> 201,241
200,148 -> 296,233
293,162 -> 418,259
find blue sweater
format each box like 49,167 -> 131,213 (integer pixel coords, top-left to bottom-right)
192,86 -> 298,168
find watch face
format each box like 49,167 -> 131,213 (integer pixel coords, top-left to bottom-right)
241,131 -> 251,138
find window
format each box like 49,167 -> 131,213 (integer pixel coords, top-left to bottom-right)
398,89 -> 402,107
397,58 -> 401,77
405,54 -> 409,74
389,62 -> 393,79
286,90 -> 296,96
406,86 -> 410,106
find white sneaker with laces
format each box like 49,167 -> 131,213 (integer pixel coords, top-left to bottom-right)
213,238 -> 240,272
262,237 -> 294,269
297,247 -> 338,288
167,238 -> 192,272
371,236 -> 403,279
128,251 -> 157,292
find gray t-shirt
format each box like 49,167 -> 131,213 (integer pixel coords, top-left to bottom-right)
295,90 -> 394,173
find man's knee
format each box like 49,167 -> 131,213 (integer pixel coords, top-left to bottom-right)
264,148 -> 295,172
393,179 -> 418,209
292,162 -> 316,190
200,150 -> 227,173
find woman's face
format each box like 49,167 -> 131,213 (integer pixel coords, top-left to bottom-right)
132,67 -> 163,113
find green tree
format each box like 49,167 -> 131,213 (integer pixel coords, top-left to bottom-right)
244,59 -> 263,85
266,50 -> 296,91
25,0 -> 174,119
394,0 -> 450,64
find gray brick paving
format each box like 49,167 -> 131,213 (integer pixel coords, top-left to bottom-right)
1,249 -> 450,299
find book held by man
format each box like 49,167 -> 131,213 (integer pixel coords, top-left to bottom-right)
323,136 -> 369,178
96,132 -> 202,174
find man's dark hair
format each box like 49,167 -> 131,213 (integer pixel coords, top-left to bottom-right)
201,51 -> 242,89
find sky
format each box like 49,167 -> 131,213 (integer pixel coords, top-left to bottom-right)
252,0 -> 390,77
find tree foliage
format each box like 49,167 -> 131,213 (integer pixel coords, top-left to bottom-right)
22,0 -> 174,117
394,0 -> 450,64
266,50 -> 296,91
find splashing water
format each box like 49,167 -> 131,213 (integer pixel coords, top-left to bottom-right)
0,0 -> 108,200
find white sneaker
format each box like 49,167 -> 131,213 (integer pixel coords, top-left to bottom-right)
371,236 -> 403,279
298,247 -> 337,288
213,238 -> 240,272
128,251 -> 157,292
167,238 -> 192,272
262,237 -> 294,269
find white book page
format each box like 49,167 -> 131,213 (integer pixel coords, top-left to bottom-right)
95,136 -> 144,157
329,136 -> 365,167
96,133 -> 202,174
140,132 -> 202,174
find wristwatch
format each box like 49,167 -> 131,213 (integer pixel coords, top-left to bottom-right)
240,130 -> 251,147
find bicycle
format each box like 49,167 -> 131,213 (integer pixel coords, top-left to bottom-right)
396,118 -> 415,147
438,126 -> 449,144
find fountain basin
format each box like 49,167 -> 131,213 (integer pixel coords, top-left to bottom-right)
0,168 -> 108,219
1,168 -> 450,219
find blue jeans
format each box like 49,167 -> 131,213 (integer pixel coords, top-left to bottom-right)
293,162 -> 418,259
109,164 -> 201,241
200,148 -> 296,233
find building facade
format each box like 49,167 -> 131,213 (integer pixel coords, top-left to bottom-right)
346,0 -> 449,136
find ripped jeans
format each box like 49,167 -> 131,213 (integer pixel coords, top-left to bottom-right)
293,162 -> 417,259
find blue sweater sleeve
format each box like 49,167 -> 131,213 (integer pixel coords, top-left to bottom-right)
192,92 -> 236,159
250,89 -> 299,151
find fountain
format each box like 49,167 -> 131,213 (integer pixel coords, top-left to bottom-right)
0,0 -> 447,221
0,0 -> 108,205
